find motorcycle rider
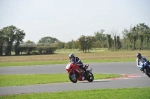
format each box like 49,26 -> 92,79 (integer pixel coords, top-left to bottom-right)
136,53 -> 149,72
69,53 -> 86,80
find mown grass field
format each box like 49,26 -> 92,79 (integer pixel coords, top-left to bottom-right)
0,49 -> 149,67
0,87 -> 150,99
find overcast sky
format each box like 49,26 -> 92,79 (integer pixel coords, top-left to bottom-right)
0,0 -> 150,43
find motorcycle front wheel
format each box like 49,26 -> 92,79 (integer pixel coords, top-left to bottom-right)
144,67 -> 150,77
69,73 -> 77,83
86,71 -> 94,82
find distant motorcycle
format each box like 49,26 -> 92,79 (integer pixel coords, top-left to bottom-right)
138,61 -> 150,77
66,62 -> 94,83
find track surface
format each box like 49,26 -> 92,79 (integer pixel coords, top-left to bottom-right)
0,62 -> 150,95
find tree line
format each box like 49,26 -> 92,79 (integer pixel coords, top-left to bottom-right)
0,23 -> 150,56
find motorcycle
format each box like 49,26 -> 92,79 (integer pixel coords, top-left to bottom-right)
138,61 -> 150,77
66,62 -> 94,83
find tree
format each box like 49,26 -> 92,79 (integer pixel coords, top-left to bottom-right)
37,36 -> 59,54
78,35 -> 85,52
110,29 -> 118,50
38,36 -> 59,46
1,25 -> 25,55
122,28 -> 130,50
24,40 -> 36,55
56,41 -> 65,49
78,35 -> 94,52
86,36 -> 95,52
122,23 -> 150,50
2,26 -> 15,55
0,26 -> 26,55
116,36 -> 121,49
106,34 -> 112,50
14,29 -> 25,55
78,35 -> 87,52
94,29 -> 107,48
66,41 -> 72,49
72,40 -> 79,49
0,30 -> 5,55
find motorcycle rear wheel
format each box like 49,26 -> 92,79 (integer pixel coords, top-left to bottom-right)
69,73 -> 77,83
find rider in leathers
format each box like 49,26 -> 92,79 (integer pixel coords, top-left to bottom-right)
69,53 -> 86,80
136,53 -> 149,72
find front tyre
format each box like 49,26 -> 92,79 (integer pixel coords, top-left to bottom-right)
144,68 -> 150,77
86,72 -> 94,82
69,73 -> 77,83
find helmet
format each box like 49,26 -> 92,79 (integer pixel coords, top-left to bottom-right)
136,53 -> 141,59
69,53 -> 75,59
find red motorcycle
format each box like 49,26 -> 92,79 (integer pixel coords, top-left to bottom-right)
66,62 -> 94,83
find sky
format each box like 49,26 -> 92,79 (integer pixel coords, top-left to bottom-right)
0,0 -> 150,43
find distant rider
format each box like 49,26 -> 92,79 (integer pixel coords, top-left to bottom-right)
136,53 -> 149,72
69,53 -> 86,80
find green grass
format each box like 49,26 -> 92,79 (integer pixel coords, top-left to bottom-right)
0,58 -> 135,67
0,74 -> 121,87
0,87 -> 150,99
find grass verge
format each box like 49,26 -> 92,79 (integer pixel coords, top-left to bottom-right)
0,74 -> 121,87
0,50 -> 149,67
0,58 -> 135,67
0,87 -> 150,99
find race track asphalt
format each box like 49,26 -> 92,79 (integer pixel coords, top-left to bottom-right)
0,62 -> 150,95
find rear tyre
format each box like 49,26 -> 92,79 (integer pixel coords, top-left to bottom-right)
69,73 -> 77,83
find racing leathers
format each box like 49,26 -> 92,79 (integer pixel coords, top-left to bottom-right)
136,56 -> 149,72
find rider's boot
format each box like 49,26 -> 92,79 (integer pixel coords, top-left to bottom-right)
82,76 -> 85,80
81,71 -> 85,80
83,66 -> 86,74
80,65 -> 86,80
82,69 -> 86,77
140,68 -> 144,73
